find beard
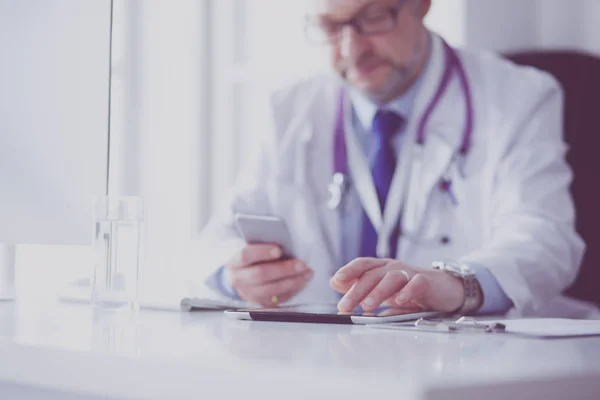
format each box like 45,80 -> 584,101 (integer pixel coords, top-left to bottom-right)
336,33 -> 430,104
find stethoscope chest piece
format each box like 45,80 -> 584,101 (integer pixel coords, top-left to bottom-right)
327,172 -> 349,210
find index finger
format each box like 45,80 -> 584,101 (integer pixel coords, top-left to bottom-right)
226,244 -> 283,269
330,258 -> 388,290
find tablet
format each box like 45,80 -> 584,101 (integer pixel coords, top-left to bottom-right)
224,304 -> 443,325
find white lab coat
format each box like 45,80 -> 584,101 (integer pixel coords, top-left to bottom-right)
199,34 -> 599,319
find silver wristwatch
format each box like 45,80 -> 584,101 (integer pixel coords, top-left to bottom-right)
432,260 -> 483,315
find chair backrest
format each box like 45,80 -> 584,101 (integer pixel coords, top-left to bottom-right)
504,50 -> 600,306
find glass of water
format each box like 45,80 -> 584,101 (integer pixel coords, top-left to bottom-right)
92,195 -> 144,313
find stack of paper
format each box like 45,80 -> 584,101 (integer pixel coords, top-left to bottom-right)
179,297 -> 251,312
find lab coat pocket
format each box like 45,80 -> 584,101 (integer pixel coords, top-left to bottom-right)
445,171 -> 485,252
398,188 -> 459,266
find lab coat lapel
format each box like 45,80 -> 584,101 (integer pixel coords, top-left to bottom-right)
303,83 -> 342,267
413,130 -> 455,218
403,34 -> 466,232
282,81 -> 341,268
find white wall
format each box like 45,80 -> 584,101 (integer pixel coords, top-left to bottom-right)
11,0 -> 210,302
424,0 -> 467,47
464,0 -> 539,52
449,0 -> 600,55
0,0 -> 111,245
537,0 -> 600,54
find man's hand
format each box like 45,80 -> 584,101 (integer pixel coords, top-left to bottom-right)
329,258 -> 465,313
225,244 -> 313,307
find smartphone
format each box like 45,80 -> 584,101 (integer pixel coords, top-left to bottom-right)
234,214 -> 296,259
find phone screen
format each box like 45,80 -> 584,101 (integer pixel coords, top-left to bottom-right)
234,214 -> 296,258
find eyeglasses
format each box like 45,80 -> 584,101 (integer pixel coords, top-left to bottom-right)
304,0 -> 410,45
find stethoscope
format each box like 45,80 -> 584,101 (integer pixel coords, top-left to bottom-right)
327,39 -> 474,257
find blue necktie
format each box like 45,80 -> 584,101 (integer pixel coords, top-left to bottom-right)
359,110 -> 404,259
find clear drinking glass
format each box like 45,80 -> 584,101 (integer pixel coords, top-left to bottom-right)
92,195 -> 144,313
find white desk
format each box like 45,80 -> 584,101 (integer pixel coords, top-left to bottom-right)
1,299 -> 600,400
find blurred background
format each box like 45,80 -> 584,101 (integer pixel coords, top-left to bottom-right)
3,0 -> 599,303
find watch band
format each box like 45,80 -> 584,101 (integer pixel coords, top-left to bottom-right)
432,261 -> 484,315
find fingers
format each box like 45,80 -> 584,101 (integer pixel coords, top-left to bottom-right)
376,307 -> 422,317
330,258 -> 389,293
237,269 -> 314,307
329,277 -> 358,294
360,270 -> 412,312
381,297 -> 422,310
227,242 -> 315,307
337,268 -> 386,312
231,259 -> 311,286
226,244 -> 282,269
392,273 -> 432,310
393,270 -> 465,312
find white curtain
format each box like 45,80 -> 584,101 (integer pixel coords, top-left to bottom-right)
108,0 -> 208,299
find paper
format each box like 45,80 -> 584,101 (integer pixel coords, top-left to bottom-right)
496,318 -> 600,338
369,317 -> 600,339
179,296 -> 251,312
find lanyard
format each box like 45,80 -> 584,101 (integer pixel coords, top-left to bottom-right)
332,39 -> 473,258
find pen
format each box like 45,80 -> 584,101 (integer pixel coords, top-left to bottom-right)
439,178 -> 458,206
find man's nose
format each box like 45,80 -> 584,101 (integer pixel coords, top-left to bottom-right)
339,25 -> 369,60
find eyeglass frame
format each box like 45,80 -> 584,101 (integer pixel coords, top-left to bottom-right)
304,0 -> 412,45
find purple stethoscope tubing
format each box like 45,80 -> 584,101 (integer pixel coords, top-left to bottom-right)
333,39 -> 474,183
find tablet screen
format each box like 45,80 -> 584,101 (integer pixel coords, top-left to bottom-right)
240,304 -> 404,316
225,304 -> 442,325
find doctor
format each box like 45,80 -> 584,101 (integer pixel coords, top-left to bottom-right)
200,0 -> 595,318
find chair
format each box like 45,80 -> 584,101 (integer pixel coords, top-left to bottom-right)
504,50 -> 600,306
